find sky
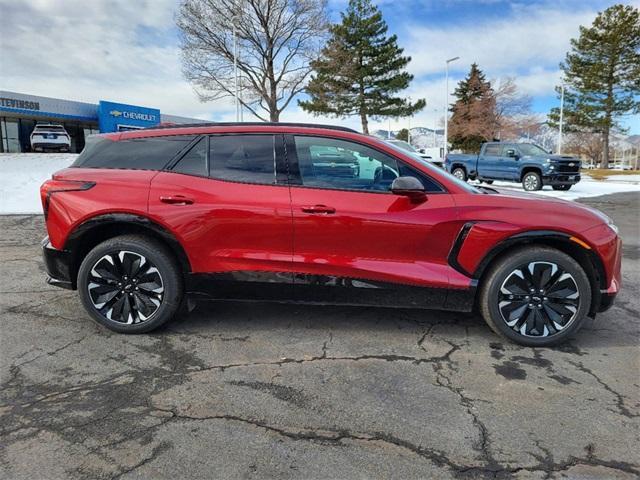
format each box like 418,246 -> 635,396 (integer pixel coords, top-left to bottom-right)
1,0 -> 638,134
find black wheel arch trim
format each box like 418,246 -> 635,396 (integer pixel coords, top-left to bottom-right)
449,225 -> 607,316
64,213 -> 192,285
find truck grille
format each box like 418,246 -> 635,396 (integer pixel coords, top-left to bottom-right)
556,162 -> 580,173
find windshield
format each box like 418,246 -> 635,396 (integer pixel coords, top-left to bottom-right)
517,143 -> 549,156
383,142 -> 481,194
389,140 -> 417,153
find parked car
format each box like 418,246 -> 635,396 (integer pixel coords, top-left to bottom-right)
40,123 -> 621,346
30,123 -> 71,152
445,142 -> 581,191
612,164 -> 633,171
387,139 -> 444,168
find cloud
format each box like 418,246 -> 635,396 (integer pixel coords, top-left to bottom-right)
0,0 -> 223,119
402,4 -> 597,77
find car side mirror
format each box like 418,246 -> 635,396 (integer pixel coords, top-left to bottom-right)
419,148 -> 426,154
391,176 -> 427,203
506,149 -> 519,159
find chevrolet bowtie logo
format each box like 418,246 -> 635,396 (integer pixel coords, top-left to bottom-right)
109,110 -> 123,117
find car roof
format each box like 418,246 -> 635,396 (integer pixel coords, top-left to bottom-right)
104,122 -> 358,141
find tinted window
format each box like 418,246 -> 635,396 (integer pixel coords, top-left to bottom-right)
484,144 -> 501,156
72,135 -> 196,170
294,136 -> 442,193
172,137 -> 207,177
210,134 -> 276,184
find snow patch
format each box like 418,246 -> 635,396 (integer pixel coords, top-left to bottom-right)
0,153 -> 76,214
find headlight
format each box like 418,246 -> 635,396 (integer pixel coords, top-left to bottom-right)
549,165 -> 555,170
607,218 -> 619,235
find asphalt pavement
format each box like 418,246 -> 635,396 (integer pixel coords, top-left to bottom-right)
1,192 -> 638,479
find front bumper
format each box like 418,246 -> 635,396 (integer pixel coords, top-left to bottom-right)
542,173 -> 581,185
42,237 -> 75,290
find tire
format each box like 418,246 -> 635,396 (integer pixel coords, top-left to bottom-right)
522,171 -> 542,191
479,246 -> 591,347
77,235 -> 183,333
552,185 -> 571,191
452,167 -> 467,181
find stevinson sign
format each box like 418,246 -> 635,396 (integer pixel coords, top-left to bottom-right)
98,100 -> 160,133
0,97 -> 40,111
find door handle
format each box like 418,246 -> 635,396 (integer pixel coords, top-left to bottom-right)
159,195 -> 194,205
301,204 -> 336,214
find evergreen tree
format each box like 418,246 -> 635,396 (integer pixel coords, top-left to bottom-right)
395,128 -> 409,141
449,63 -> 496,152
299,0 -> 425,134
548,4 -> 640,166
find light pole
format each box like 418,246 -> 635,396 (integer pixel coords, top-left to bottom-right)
233,22 -> 239,122
558,82 -> 565,155
444,56 -> 460,153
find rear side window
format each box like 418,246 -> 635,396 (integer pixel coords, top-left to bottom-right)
172,137 -> 207,177
209,134 -> 276,184
72,135 -> 196,170
484,144 -> 501,156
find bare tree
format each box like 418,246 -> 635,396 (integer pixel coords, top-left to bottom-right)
491,77 -> 535,140
177,0 -> 328,122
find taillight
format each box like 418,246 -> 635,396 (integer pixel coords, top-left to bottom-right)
40,179 -> 95,219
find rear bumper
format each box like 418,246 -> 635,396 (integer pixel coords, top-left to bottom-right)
42,237 -> 75,290
543,174 -> 581,185
32,142 -> 70,150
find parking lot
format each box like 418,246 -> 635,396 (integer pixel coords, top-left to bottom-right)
1,192 -> 638,479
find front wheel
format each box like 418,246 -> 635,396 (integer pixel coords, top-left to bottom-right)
522,172 -> 542,191
552,185 -> 572,191
479,246 -> 591,346
77,235 -> 184,333
452,167 -> 467,181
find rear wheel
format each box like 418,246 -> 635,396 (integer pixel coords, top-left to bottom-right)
77,235 -> 183,333
552,185 -> 572,191
522,171 -> 542,191
479,246 -> 591,346
452,167 -> 467,181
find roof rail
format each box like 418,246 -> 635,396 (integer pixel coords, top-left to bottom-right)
146,122 -> 358,133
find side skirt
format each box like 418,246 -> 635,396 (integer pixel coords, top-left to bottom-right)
185,272 -> 476,312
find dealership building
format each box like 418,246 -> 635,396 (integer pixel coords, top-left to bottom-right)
0,91 -> 206,153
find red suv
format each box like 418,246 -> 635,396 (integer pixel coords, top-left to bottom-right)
40,123 -> 621,346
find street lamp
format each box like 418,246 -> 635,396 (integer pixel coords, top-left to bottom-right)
444,56 -> 460,153
558,81 -> 565,155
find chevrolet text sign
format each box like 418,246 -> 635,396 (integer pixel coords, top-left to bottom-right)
98,100 -> 160,133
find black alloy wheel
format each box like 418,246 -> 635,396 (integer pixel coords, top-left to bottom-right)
498,261 -> 579,337
479,246 -> 591,346
87,251 -> 164,324
78,235 -> 183,333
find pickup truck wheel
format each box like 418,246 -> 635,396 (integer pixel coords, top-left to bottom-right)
552,185 -> 571,191
77,235 -> 184,333
479,246 -> 591,347
452,168 -> 467,181
522,172 -> 542,191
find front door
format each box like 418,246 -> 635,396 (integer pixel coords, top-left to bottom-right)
285,134 -> 458,308
149,133 -> 294,300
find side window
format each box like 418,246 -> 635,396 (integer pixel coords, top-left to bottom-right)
293,136 -> 443,193
484,144 -> 501,156
71,135 -> 196,170
172,137 -> 207,177
210,134 -> 276,184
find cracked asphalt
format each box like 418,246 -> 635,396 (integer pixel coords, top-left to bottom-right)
1,192 -> 639,479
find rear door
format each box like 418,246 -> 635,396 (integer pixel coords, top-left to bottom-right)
285,134 -> 458,307
148,133 -> 294,300
478,144 -> 502,179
